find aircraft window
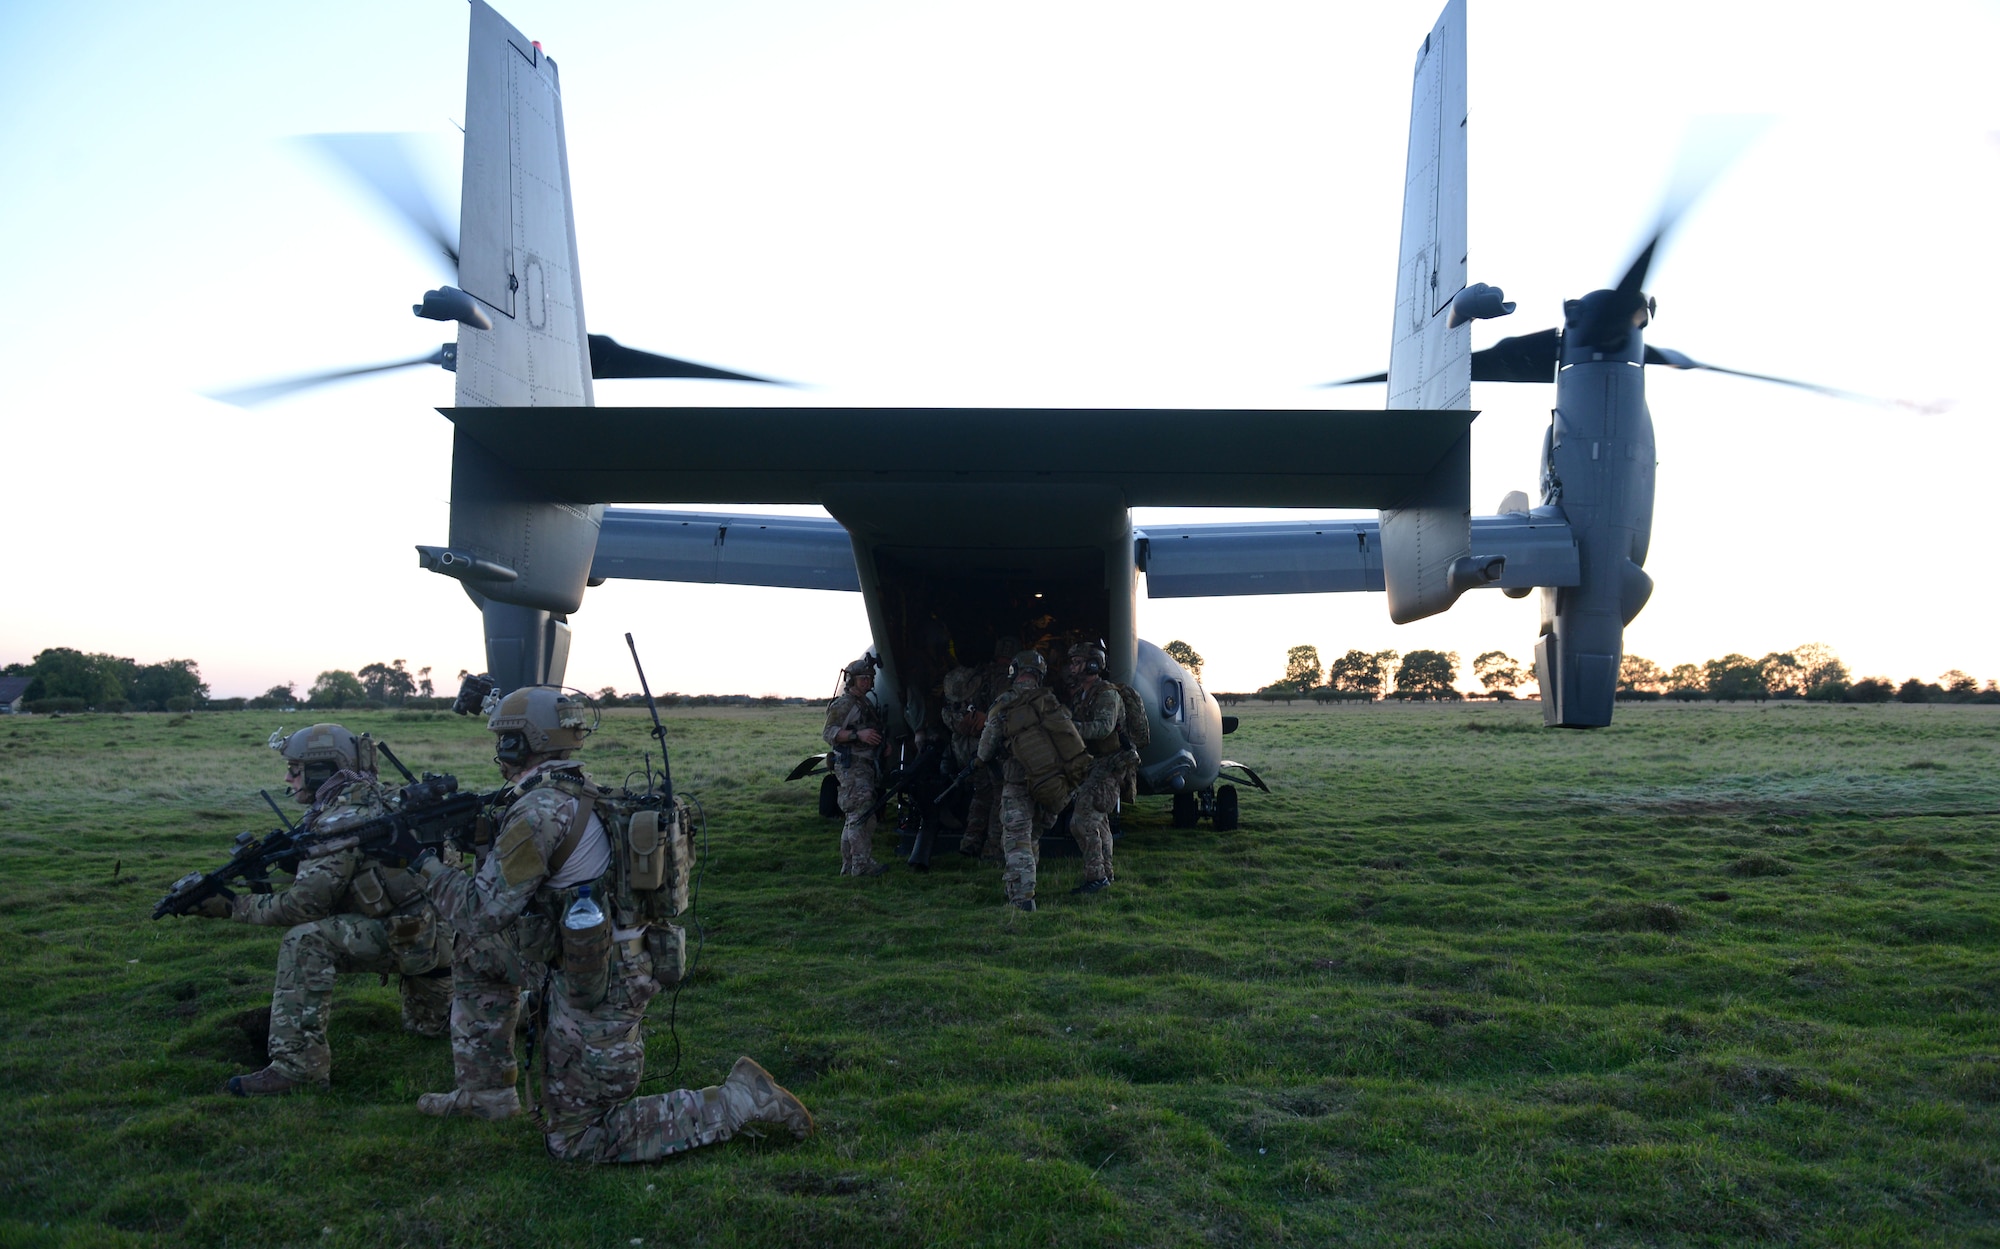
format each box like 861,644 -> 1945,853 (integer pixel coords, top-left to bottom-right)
1160,678 -> 1184,722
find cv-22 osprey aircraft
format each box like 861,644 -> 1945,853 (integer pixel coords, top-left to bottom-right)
232,0 -> 1850,831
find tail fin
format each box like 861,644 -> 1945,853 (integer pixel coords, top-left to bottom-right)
1378,0 -> 1473,623
434,0 -> 602,690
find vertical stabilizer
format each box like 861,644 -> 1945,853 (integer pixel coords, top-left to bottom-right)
1378,0 -> 1472,624
443,0 -> 602,690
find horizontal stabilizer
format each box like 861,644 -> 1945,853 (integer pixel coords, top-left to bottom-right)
591,508 -> 859,591
1140,510 -> 1576,599
445,406 -> 1474,509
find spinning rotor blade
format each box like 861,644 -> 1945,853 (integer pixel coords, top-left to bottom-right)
1316,370 -> 1387,388
1471,328 -> 1561,383
205,347 -> 451,408
587,335 -> 790,385
1643,345 -> 1903,406
307,133 -> 460,274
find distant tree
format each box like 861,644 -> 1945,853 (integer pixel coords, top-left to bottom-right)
1756,652 -> 1802,698
1789,642 -> 1850,701
1940,670 -> 1978,701
1256,682 -> 1298,705
1703,654 -> 1767,701
1280,645 -> 1322,698
1843,677 -> 1895,703
358,659 -> 418,705
1393,650 -> 1460,700
1474,650 -> 1524,698
266,683 -> 297,704
1162,640 -> 1205,680
1325,648 -> 1388,700
310,670 -> 366,708
1895,678 -> 1941,704
418,666 -> 436,699
1666,663 -> 1706,701
133,659 -> 208,709
24,648 -> 134,706
1618,655 -> 1666,697
593,686 -> 623,707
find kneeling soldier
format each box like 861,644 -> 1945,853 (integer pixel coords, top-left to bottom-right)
199,723 -> 451,1096
407,687 -> 812,1158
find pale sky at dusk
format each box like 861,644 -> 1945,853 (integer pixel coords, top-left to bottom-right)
4,1 -> 1995,698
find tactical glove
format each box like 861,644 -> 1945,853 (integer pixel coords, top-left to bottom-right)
195,895 -> 234,919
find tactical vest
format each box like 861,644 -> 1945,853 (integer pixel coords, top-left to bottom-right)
1001,687 -> 1092,810
1074,682 -> 1124,757
515,768 -> 695,989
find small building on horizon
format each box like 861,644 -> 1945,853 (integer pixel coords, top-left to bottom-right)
0,677 -> 31,715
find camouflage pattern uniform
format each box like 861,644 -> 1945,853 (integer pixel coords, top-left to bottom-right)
822,692 -> 886,875
230,775 -> 451,1084
941,665 -> 996,858
975,687 -> 1057,907
422,760 -> 806,1159
1066,679 -> 1140,885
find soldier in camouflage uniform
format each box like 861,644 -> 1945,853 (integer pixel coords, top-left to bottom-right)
822,656 -> 889,877
974,650 -> 1061,911
408,686 -> 811,1157
196,723 -> 451,1096
1064,641 -> 1140,894
956,637 -> 1018,860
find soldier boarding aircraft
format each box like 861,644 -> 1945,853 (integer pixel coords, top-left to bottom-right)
224,0 -> 1854,831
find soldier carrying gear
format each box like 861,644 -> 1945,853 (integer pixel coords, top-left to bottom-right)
973,651 -> 1090,912
204,724 -> 451,1097
1065,641 -> 1141,896
415,685 -> 812,1156
823,656 -> 889,877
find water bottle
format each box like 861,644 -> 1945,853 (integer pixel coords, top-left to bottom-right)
561,885 -> 611,1010
564,885 -> 605,930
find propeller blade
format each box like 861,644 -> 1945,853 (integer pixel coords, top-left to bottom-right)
1613,116 -> 1773,297
306,133 -> 460,274
1471,328 -> 1562,383
587,335 -> 790,385
206,347 -> 450,407
1316,370 -> 1387,388
1642,345 -> 1912,407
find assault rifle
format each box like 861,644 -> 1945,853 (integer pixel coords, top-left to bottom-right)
286,773 -> 503,863
151,774 -> 500,919
152,803 -> 303,920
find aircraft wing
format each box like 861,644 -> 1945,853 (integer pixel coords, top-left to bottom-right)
590,508 -> 859,591
443,406 -> 1473,509
1138,510 -> 1578,599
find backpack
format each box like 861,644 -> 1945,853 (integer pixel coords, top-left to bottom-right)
1002,687 -> 1092,810
1109,681 -> 1151,750
595,791 -> 695,986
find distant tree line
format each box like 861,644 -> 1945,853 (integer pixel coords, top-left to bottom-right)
1618,644 -> 2000,704
1208,640 -> 1998,707
4,648 -> 209,713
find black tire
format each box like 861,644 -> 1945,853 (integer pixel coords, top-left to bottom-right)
1213,784 -> 1239,831
1170,791 -> 1199,828
818,773 -> 841,818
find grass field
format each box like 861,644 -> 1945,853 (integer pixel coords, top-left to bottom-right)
1,702 -> 1996,1247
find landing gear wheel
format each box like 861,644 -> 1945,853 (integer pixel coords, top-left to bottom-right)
1170,791 -> 1199,828
818,774 -> 841,818
1213,784 -> 1239,832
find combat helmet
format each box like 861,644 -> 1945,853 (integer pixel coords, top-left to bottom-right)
484,685 -> 595,765
1068,640 -> 1107,676
269,723 -> 375,791
1008,650 -> 1048,683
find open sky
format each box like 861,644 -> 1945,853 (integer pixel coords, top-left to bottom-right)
4,0 -> 1995,699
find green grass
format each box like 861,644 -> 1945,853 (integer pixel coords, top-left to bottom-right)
2,702 -> 1997,1247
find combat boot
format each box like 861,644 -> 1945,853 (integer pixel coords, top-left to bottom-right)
225,1065 -> 326,1097
1071,878 -> 1110,895
707,1056 -> 813,1141
415,1087 -> 521,1120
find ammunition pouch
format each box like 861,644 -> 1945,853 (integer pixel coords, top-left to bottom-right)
643,922 -> 686,987
347,866 -> 393,919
